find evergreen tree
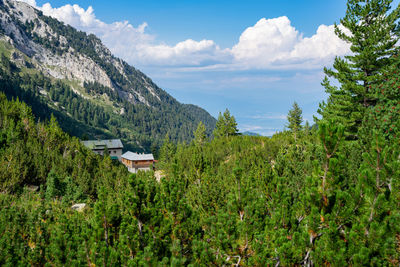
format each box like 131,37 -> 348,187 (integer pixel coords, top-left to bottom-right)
213,109 -> 238,138
319,0 -> 400,139
45,170 -> 62,201
304,120 -> 311,136
159,134 -> 176,167
193,121 -> 207,146
287,102 -> 303,140
360,53 -> 400,141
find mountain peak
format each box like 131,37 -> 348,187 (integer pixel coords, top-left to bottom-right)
0,0 -> 216,151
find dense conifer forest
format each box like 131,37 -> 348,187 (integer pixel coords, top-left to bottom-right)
1,0 -> 400,265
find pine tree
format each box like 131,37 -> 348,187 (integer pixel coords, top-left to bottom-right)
45,169 -> 62,201
360,54 -> 400,141
193,121 -> 207,146
213,109 -> 238,138
319,0 -> 400,139
159,134 -> 175,166
287,102 -> 303,140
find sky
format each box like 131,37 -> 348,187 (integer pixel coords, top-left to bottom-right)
18,0 -> 400,135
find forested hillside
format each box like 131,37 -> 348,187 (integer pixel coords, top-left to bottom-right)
0,0 -> 216,151
1,75 -> 400,264
2,0 -> 400,265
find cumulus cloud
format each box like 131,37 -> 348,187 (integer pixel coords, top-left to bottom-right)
232,17 -> 350,69
20,0 -> 36,6
232,17 -> 300,65
18,1 -> 350,70
291,24 -> 349,60
138,39 -> 232,66
24,2 -> 156,63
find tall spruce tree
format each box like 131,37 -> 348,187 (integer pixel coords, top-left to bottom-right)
287,101 -> 303,141
318,0 -> 400,139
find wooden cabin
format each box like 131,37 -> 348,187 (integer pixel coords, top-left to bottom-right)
121,151 -> 155,173
81,139 -> 123,161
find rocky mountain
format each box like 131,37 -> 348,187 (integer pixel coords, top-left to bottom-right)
0,0 -> 216,151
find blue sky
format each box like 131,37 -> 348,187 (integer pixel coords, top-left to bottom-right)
24,0 -> 400,135
35,0 -> 347,47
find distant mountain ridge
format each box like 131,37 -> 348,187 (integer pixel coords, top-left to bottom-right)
241,131 -> 261,136
0,0 -> 216,151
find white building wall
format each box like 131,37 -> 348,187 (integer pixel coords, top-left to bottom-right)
109,148 -> 123,161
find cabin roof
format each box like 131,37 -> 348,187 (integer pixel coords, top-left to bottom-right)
82,139 -> 123,150
122,151 -> 154,161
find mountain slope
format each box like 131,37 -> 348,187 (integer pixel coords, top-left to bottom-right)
0,0 -> 216,151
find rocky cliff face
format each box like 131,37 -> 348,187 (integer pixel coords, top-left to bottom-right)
0,0 -> 216,151
0,0 -> 169,106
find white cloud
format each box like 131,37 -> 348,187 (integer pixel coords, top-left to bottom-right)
290,24 -> 350,63
41,3 -> 97,28
231,17 -> 350,69
18,1 -> 350,70
20,0 -> 36,6
138,39 -> 232,66
232,17 -> 300,65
